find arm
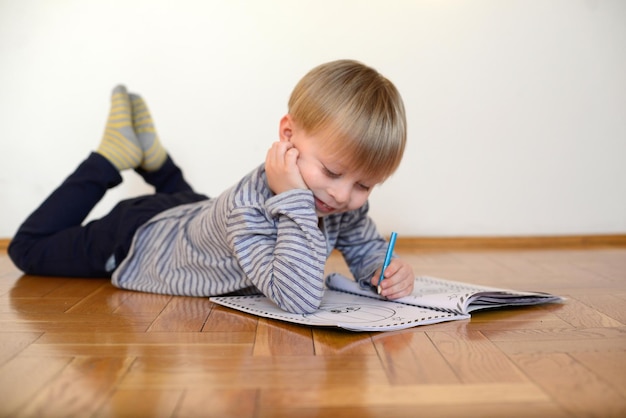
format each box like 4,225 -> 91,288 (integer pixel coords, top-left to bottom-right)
226,189 -> 327,314
335,206 -> 415,299
225,141 -> 326,314
333,206 -> 387,282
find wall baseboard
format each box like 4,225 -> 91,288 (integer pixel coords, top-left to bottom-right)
392,234 -> 626,250
2,235 -> 625,252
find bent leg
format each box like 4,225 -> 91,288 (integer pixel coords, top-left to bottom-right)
127,91 -> 200,194
9,153 -> 122,276
9,151 -> 208,277
130,93 -> 167,171
135,154 -> 196,194
96,85 -> 143,171
106,190 -> 209,272
9,189 -> 207,278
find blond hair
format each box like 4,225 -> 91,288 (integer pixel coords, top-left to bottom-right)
288,59 -> 406,180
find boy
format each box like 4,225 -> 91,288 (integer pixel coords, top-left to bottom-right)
9,60 -> 414,314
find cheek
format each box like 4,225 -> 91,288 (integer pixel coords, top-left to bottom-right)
348,191 -> 371,210
295,161 -> 319,187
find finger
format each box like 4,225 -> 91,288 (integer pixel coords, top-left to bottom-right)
376,262 -> 400,287
371,268 -> 383,286
269,142 -> 290,166
285,147 -> 299,166
379,269 -> 413,297
384,262 -> 401,277
279,142 -> 297,163
277,140 -> 293,152
382,278 -> 413,299
267,141 -> 282,158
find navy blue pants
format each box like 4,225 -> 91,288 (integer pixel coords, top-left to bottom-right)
8,153 -> 208,278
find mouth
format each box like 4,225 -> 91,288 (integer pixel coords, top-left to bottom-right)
314,197 -> 336,214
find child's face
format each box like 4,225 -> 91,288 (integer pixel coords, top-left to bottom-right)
282,117 -> 383,217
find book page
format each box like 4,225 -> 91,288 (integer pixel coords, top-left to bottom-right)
326,273 -> 473,313
210,290 -> 469,332
326,273 -> 563,314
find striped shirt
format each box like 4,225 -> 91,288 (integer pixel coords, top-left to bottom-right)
112,164 -> 389,314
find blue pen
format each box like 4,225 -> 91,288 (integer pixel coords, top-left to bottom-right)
378,231 -> 397,295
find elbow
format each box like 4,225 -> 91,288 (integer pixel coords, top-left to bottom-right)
274,291 -> 324,315
281,300 -> 322,315
291,302 -> 321,315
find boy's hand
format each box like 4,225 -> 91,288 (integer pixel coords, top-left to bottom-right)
265,141 -> 308,194
372,258 -> 415,299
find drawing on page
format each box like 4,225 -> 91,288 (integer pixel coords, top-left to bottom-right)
307,303 -> 397,324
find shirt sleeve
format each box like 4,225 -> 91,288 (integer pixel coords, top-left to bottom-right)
225,188 -> 327,314
334,202 -> 389,287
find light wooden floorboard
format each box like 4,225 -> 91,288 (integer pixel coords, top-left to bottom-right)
1,246 -> 625,417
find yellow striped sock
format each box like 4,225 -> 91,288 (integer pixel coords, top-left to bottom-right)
96,85 -> 142,171
130,93 -> 167,172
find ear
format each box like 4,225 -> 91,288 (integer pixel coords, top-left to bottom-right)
278,114 -> 294,142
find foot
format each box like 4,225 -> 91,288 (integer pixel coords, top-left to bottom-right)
96,85 -> 142,171
130,93 -> 167,172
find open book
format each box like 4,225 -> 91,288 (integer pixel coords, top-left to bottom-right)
209,273 -> 564,332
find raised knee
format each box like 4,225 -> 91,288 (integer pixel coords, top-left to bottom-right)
8,236 -> 31,273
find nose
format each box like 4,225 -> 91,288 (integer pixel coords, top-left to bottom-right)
328,181 -> 351,206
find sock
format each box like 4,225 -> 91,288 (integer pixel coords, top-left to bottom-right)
96,85 -> 143,171
130,93 -> 167,172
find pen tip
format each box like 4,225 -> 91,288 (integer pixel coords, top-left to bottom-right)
377,285 -> 382,295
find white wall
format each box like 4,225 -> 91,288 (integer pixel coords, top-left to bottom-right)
1,0 -> 625,238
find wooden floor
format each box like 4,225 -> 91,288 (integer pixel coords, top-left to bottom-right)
1,243 -> 625,417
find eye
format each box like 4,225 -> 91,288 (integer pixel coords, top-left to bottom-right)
356,183 -> 371,192
323,166 -> 341,179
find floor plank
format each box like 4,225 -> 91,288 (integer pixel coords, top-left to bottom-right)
1,246 -> 625,417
